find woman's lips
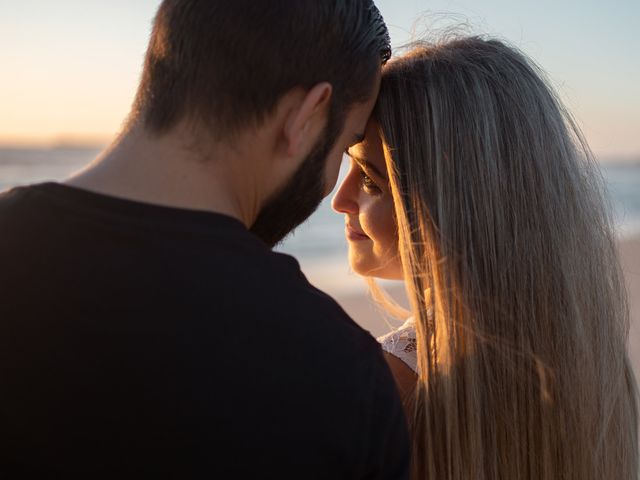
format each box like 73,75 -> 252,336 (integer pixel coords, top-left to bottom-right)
345,225 -> 369,241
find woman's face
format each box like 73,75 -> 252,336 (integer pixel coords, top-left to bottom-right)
332,120 -> 403,280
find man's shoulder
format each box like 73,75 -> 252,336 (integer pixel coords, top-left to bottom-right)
237,253 -> 377,346
288,282 -> 376,342
0,182 -> 380,356
0,183 -> 77,231
0,184 -> 33,217
0,185 -> 48,246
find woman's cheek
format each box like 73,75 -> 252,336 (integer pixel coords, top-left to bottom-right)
365,199 -> 396,252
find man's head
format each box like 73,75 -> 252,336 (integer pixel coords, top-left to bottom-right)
130,0 -> 391,245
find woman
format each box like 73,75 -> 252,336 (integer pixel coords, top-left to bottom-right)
332,36 -> 638,479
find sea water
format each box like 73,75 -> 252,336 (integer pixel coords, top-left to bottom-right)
1,147 -> 639,297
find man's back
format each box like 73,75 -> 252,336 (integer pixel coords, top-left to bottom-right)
0,183 -> 409,478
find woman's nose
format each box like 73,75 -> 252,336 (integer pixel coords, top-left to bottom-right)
331,174 -> 358,215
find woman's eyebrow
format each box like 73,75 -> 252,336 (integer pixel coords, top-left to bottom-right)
351,133 -> 365,146
351,154 -> 387,180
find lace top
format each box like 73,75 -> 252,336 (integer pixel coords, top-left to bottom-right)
377,318 -> 418,374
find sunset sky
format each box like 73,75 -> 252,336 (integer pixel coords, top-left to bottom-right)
1,0 -> 638,160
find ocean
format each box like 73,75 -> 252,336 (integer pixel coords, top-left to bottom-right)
1,147 -> 639,297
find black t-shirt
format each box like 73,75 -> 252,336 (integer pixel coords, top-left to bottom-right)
0,183 -> 410,479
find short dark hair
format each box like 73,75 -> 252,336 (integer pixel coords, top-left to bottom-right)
131,0 -> 391,138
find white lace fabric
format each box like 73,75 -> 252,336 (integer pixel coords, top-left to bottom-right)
377,318 -> 418,374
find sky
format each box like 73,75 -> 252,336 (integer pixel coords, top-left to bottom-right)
0,0 -> 638,160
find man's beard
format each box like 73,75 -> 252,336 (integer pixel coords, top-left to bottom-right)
250,118 -> 340,248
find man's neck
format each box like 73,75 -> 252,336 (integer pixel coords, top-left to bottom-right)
65,124 -> 264,227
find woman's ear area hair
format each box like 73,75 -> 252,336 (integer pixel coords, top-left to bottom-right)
282,82 -> 333,158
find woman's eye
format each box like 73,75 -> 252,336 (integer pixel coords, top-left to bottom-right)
360,170 -> 382,194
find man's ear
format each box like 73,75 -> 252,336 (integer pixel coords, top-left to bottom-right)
283,82 -> 333,158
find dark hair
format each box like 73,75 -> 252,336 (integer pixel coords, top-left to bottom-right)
131,0 -> 391,138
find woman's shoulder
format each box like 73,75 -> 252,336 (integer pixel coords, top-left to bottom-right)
377,318 -> 418,374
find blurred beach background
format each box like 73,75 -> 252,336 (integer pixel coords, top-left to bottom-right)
1,1 -> 639,379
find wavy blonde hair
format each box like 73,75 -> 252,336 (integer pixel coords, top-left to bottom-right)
374,36 -> 638,479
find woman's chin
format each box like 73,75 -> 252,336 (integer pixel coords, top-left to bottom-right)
348,260 -> 401,280
348,251 -> 403,280
348,251 -> 371,277
348,263 -> 370,278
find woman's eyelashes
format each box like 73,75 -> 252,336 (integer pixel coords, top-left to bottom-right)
360,169 -> 382,195
344,150 -> 383,195
359,169 -> 382,195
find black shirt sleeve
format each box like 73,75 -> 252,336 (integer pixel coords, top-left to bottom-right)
361,346 -> 412,479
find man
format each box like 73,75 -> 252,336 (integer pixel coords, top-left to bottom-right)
0,1 -> 410,477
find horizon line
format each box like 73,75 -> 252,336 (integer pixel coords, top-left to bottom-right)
0,140 -> 638,165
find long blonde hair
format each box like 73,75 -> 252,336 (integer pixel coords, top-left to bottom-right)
374,36 -> 638,479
